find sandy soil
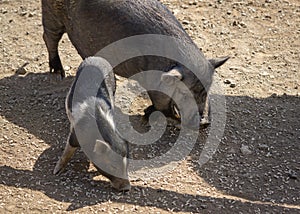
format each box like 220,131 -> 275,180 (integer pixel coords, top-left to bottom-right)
0,0 -> 299,213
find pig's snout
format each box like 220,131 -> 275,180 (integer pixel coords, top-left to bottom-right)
110,178 -> 131,192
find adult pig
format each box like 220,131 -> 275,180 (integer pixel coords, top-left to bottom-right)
42,0 -> 229,129
53,56 -> 130,191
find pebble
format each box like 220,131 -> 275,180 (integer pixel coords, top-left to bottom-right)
15,67 -> 27,75
287,170 -> 297,180
258,144 -> 269,150
224,79 -> 232,84
224,79 -> 237,88
64,66 -> 71,71
241,145 -> 252,155
181,4 -> 189,9
239,22 -> 247,28
182,20 -> 190,25
15,62 -> 29,75
260,71 -> 269,76
28,12 -> 36,17
1,9 -> 8,14
200,204 -> 208,209
172,9 -> 180,15
230,83 -> 237,88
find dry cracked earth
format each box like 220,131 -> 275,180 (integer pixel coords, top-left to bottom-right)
0,0 -> 299,213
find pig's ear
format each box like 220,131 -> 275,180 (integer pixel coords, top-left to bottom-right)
208,56 -> 230,69
161,67 -> 183,85
94,139 -> 112,154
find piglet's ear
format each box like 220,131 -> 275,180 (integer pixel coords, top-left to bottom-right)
161,67 -> 183,85
208,56 -> 230,69
94,139 -> 112,154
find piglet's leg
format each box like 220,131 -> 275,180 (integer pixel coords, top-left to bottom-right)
53,129 -> 79,175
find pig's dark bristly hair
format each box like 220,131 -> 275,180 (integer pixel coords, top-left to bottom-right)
66,57 -> 115,114
94,99 -> 129,158
67,56 -> 128,158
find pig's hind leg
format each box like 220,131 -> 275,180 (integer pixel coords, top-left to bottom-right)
42,8 -> 66,78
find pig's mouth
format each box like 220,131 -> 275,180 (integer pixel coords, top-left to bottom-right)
171,103 -> 210,129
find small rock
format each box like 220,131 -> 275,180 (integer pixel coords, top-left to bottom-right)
181,4 -> 189,9
182,20 -> 190,25
16,67 -> 27,75
265,15 -> 272,19
20,11 -> 27,16
15,62 -> 29,75
239,22 -> 247,28
241,144 -> 252,155
172,9 -> 180,15
287,170 -> 297,180
230,83 -> 237,88
261,71 -> 269,76
228,148 -> 236,153
224,79 -> 231,84
188,1 -> 198,6
258,144 -> 269,150
156,188 -> 163,193
64,65 -> 71,71
266,152 -> 272,157
28,12 -> 36,17
90,181 -> 97,186
200,204 -> 208,209
1,9 -> 8,14
223,79 -> 236,88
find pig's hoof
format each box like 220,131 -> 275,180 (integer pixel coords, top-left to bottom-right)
53,161 -> 65,175
119,184 -> 131,192
200,117 -> 210,129
49,68 -> 65,80
111,179 -> 131,192
116,183 -> 131,192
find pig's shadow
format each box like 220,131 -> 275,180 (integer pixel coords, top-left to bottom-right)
189,93 -> 300,206
0,73 -> 299,212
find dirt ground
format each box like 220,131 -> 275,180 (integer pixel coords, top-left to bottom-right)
0,0 -> 299,213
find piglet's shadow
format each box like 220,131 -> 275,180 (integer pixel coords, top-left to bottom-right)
0,72 -> 192,211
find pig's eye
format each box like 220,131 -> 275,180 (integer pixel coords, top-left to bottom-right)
173,105 -> 181,119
